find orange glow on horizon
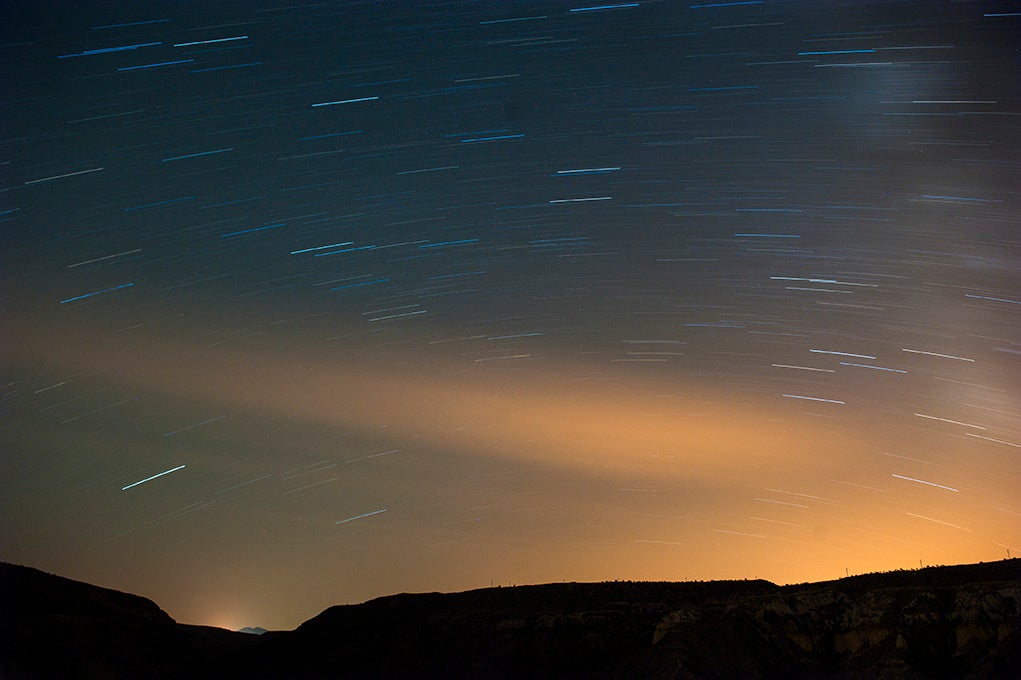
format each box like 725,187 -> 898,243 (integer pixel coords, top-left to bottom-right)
5,318 -> 1018,630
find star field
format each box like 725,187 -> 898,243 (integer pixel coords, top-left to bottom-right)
2,1 -> 1019,630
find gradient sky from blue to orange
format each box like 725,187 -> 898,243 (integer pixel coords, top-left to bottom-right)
2,1 -> 1019,630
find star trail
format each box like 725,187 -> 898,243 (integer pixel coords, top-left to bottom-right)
1,1 -> 1018,631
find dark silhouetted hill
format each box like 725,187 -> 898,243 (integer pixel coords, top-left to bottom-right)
0,562 -> 263,679
1,560 -> 1018,679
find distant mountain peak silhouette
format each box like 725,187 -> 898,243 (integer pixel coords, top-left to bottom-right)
237,626 -> 268,635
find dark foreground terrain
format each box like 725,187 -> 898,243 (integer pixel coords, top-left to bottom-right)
1,560 -> 1018,679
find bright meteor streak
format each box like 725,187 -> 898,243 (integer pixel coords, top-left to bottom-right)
122,464 -> 186,491
336,509 -> 387,525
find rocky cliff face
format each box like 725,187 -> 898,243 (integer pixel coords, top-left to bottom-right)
644,575 -> 1021,679
1,560 -> 1018,679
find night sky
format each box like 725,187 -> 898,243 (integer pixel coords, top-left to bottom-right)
2,0 -> 1019,631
